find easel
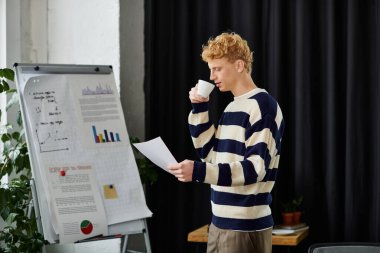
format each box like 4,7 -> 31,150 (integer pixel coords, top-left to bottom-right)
16,63 -> 152,253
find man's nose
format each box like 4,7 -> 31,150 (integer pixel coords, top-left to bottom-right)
210,72 -> 215,81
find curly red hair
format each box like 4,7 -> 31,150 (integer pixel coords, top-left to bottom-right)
201,32 -> 253,74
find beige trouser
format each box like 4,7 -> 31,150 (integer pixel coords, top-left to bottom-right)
207,223 -> 272,253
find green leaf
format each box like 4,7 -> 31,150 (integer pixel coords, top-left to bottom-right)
0,188 -> 7,208
12,131 -> 20,140
5,213 -> 17,224
6,92 -> 19,111
0,68 -> 15,81
19,174 -> 29,181
6,88 -> 17,94
16,110 -> 23,126
5,162 -> 13,175
1,206 -> 10,220
1,133 -> 11,142
9,149 -> 21,162
2,79 -> 10,91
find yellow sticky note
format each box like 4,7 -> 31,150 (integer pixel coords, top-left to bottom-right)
103,184 -> 118,199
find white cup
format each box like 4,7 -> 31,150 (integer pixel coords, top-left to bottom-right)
197,80 -> 214,98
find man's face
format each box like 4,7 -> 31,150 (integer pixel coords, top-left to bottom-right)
207,57 -> 239,93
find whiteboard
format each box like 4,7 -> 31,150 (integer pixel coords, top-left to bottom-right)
14,64 -> 152,243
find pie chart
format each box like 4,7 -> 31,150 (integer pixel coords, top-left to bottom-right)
80,220 -> 93,235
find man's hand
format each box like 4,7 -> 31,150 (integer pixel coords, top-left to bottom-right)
168,160 -> 194,182
189,85 -> 209,103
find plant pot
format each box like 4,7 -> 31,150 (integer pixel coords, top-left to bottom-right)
281,212 -> 294,225
293,211 -> 302,224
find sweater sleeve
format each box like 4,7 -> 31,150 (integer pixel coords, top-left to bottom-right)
188,102 -> 216,163
192,114 -> 282,186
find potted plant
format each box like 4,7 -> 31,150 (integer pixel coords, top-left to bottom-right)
292,196 -> 303,224
0,68 -> 45,252
281,196 -> 303,225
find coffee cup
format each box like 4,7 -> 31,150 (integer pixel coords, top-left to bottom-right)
197,80 -> 214,98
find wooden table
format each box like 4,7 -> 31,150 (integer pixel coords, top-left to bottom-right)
188,224 -> 309,251
272,228 -> 309,246
187,225 -> 209,243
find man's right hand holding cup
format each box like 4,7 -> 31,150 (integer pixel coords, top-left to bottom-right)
189,80 -> 214,103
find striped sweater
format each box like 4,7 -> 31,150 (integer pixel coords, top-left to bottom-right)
188,88 -> 284,231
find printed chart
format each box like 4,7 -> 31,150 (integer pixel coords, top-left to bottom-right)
71,77 -> 127,149
80,220 -> 94,235
92,125 -> 121,143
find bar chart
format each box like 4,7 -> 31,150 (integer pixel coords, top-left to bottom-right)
92,125 -> 121,143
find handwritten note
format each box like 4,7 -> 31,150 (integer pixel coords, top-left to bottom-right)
25,79 -> 70,153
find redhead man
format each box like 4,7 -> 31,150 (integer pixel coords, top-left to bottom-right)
168,32 -> 284,253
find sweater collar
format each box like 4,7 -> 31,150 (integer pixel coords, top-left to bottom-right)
234,87 -> 266,101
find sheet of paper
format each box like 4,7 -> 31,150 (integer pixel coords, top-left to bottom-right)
46,164 -> 108,244
132,137 -> 178,171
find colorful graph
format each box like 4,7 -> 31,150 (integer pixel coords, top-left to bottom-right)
92,125 -> 121,143
80,220 -> 93,235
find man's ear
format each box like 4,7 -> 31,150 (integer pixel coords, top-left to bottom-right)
235,60 -> 244,73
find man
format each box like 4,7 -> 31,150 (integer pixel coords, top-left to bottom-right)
168,32 -> 284,253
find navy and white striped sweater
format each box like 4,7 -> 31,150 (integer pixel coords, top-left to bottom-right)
188,88 -> 284,231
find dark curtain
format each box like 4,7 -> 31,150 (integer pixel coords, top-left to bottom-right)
144,0 -> 380,252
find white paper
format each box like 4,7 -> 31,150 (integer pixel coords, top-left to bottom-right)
132,137 -> 178,171
46,165 -> 108,244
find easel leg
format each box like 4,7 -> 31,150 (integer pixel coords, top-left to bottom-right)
120,219 -> 151,253
143,219 -> 152,253
121,235 -> 128,253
